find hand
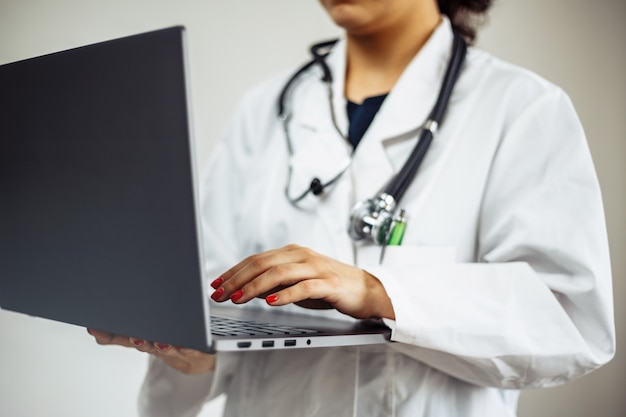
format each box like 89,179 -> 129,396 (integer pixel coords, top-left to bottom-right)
87,329 -> 216,375
210,244 -> 395,320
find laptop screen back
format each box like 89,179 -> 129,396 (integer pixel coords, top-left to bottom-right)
0,27 -> 211,351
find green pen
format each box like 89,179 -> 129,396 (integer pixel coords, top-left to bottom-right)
387,208 -> 407,246
379,208 -> 408,264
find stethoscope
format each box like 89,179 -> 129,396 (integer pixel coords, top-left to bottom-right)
278,28 -> 467,247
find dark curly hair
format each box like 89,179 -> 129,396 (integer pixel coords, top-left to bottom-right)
437,0 -> 495,44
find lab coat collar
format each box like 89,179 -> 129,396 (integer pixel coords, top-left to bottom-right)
295,16 -> 456,136
364,17 -> 455,140
326,17 -> 455,136
287,16 -> 457,215
330,17 -> 456,201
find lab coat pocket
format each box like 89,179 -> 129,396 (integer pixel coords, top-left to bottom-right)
356,244 -> 456,270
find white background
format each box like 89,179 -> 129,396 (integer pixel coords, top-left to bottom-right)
1,1 -> 624,416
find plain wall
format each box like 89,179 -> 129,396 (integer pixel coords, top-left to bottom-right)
0,1 -> 624,416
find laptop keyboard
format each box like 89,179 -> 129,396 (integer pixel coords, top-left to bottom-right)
211,315 -> 319,337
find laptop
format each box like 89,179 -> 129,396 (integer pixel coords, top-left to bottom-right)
0,26 -> 390,353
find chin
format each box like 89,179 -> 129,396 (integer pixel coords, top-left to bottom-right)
321,0 -> 382,33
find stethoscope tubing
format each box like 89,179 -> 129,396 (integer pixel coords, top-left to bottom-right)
384,30 -> 467,203
279,29 -> 467,224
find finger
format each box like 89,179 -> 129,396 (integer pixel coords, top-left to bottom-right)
216,247 -> 287,285
264,278 -> 331,307
209,253 -> 275,300
129,338 -> 159,353
151,341 -> 176,355
150,344 -> 189,372
219,262 -> 318,304
87,329 -> 135,348
270,280 -> 329,306
213,246 -> 314,300
152,344 -> 207,359
216,244 -> 306,288
152,345 -> 217,374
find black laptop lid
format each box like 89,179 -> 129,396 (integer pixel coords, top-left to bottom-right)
0,27 -> 211,351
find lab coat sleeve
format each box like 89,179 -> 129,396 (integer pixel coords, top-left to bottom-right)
137,355 -> 230,417
369,88 -> 615,389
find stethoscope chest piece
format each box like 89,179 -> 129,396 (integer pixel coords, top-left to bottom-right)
348,193 -> 396,245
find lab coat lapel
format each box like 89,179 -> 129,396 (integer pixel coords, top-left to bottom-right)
351,18 -> 455,203
285,45 -> 353,254
317,37 -> 396,204
286,43 -> 350,204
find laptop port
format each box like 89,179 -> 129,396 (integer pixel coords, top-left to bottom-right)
284,340 -> 296,347
262,340 -> 274,348
237,341 -> 252,348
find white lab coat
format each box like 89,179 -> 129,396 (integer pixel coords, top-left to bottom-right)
138,18 -> 615,417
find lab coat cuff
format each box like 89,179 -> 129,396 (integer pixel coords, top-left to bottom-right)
381,317 -> 396,330
366,265 -> 419,344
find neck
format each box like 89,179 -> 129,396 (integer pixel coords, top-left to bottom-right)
344,7 -> 441,103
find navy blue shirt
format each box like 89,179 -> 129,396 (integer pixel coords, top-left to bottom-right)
346,93 -> 388,149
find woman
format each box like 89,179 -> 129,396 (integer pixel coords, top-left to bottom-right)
90,0 -> 615,416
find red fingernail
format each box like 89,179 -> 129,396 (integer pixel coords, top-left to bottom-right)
133,339 -> 144,346
231,289 -> 244,302
266,294 -> 279,304
211,287 -> 224,301
210,277 -> 223,289
157,343 -> 170,350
